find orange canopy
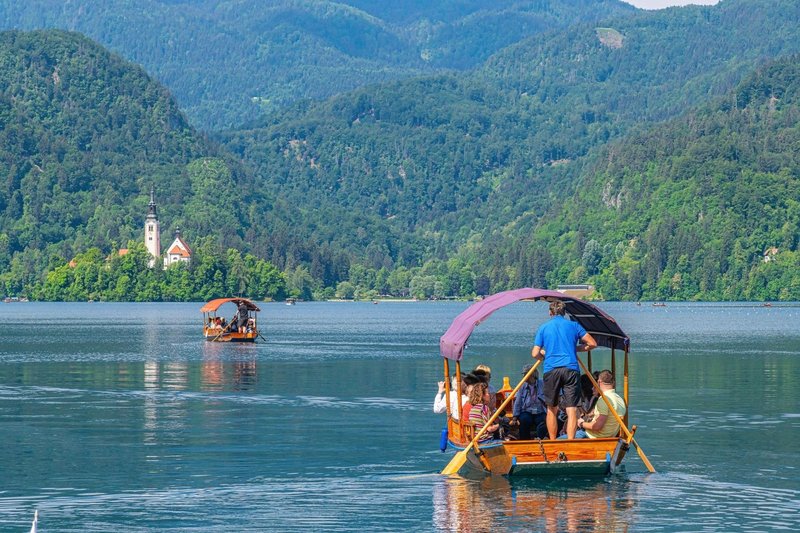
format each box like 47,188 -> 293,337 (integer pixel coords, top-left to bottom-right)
200,298 -> 261,313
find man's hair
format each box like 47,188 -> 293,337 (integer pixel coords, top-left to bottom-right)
597,370 -> 615,387
474,364 -> 491,375
472,369 -> 490,384
549,300 -> 566,316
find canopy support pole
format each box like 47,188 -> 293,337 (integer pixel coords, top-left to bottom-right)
611,346 -> 616,379
443,358 -> 451,419
623,347 -> 629,426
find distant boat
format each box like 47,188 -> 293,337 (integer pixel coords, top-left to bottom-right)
201,298 -> 261,342
652,302 -> 667,307
3,296 -> 28,303
285,298 -> 296,306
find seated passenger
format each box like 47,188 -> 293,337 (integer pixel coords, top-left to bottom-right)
472,365 -> 497,410
433,373 -> 468,420
460,373 -> 480,423
511,363 -> 547,440
578,372 -> 600,421
576,370 -> 627,439
468,382 -> 499,442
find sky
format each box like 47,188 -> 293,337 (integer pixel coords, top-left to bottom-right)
624,0 -> 720,9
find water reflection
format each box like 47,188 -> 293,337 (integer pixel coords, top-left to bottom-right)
201,343 -> 258,392
433,475 -> 636,532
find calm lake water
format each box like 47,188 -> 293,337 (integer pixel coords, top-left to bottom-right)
0,301 -> 798,532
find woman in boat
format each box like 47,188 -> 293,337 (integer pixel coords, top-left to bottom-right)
468,382 -> 499,442
433,373 -> 467,421
472,365 -> 497,410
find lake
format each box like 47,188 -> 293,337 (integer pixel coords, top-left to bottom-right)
0,301 -> 798,531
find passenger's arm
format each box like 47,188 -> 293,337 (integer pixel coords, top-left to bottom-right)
582,413 -> 607,432
433,382 -> 446,413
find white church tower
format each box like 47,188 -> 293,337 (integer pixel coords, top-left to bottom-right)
144,187 -> 161,267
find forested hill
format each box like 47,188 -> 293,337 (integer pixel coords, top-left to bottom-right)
222,0 -> 800,293
0,30 -> 261,294
524,56 -> 800,301
0,29 -> 410,301
0,0 -> 635,130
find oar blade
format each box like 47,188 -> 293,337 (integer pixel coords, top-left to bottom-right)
441,449 -> 468,475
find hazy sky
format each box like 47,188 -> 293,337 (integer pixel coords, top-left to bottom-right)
624,0 -> 720,8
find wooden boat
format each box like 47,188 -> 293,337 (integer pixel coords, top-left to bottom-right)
438,288 -> 649,478
201,298 -> 261,342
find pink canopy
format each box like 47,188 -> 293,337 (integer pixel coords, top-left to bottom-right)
439,288 -> 629,361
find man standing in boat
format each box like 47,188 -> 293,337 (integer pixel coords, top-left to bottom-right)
531,300 -> 597,440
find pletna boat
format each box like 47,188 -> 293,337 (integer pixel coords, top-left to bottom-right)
201,298 -> 261,342
439,288 -> 655,477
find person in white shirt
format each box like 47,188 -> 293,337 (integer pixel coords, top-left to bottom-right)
433,373 -> 468,421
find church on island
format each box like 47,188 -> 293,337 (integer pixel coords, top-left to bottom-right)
145,187 -> 192,268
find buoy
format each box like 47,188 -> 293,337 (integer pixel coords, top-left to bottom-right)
439,428 -> 448,452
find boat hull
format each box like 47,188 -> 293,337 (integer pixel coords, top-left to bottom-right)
450,437 -> 627,478
203,329 -> 258,342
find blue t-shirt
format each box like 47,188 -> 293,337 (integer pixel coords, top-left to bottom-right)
533,316 -> 586,372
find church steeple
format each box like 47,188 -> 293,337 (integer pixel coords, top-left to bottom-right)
144,186 -> 161,267
146,186 -> 158,219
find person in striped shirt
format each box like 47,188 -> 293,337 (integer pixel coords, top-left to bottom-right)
468,382 -> 499,442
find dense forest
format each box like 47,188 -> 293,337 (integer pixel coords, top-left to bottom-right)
1,0 -> 800,302
0,0 -> 634,130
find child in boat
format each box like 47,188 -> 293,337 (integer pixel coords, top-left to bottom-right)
468,382 -> 499,442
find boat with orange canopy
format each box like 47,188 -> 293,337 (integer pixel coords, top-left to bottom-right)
201,298 -> 261,342
438,288 -> 655,477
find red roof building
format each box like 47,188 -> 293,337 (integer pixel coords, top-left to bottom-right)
163,229 -> 192,267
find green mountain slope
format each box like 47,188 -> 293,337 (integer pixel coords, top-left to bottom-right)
0,0 -> 634,129
524,56 -> 800,301
0,30 -> 255,291
0,29 -> 415,299
222,0 -> 800,292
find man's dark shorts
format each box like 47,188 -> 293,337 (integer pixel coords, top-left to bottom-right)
543,367 -> 581,408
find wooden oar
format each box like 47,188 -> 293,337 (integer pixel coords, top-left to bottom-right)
577,357 -> 656,473
211,321 -> 234,342
441,359 -> 541,475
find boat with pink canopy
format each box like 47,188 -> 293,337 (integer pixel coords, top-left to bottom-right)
438,288 -> 655,477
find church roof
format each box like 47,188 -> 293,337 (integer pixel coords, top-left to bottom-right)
167,235 -> 192,257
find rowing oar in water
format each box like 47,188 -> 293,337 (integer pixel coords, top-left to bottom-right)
30,510 -> 38,533
577,356 -> 656,473
441,359 -> 541,476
